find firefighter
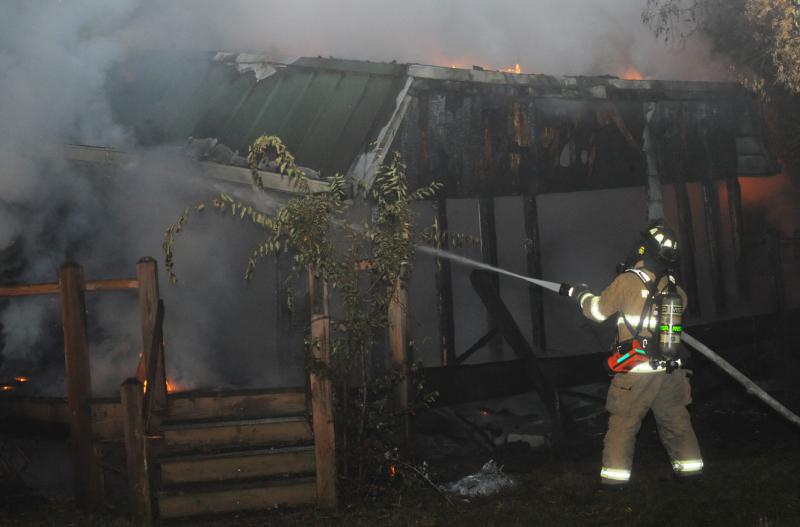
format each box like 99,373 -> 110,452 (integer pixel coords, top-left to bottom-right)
566,221 -> 703,486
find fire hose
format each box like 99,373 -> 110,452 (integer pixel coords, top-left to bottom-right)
417,245 -> 800,429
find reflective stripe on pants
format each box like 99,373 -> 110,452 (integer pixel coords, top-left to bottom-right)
600,466 -> 631,483
672,459 -> 704,474
602,369 -> 702,482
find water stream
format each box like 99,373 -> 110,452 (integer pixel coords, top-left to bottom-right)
415,245 -> 564,293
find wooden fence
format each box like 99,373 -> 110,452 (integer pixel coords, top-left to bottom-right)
0,258 -> 413,519
0,258 -> 164,509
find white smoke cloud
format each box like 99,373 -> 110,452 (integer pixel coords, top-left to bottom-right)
118,0 -> 730,80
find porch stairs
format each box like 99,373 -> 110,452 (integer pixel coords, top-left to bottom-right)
149,388 -> 317,520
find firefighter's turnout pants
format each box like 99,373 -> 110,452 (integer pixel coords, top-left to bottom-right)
601,368 -> 703,484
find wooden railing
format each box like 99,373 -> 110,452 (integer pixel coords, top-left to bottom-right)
141,299 -> 166,432
119,297 -> 164,525
119,258 -> 164,526
0,257 -> 163,510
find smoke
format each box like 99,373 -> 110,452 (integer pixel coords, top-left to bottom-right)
118,0 -> 731,80
0,0 -> 733,394
0,1 -> 293,395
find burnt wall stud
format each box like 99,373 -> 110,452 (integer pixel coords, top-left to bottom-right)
433,198 -> 456,366
727,176 -> 748,299
673,181 -> 701,316
523,196 -> 547,353
478,197 -> 503,361
701,180 -> 727,314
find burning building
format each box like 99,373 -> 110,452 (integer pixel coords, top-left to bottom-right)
71,51 -> 788,375
2,50 -> 798,520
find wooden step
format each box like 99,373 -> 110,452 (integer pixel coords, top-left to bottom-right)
165,387 -> 306,422
159,445 -> 315,486
161,416 -> 312,450
157,477 -> 316,519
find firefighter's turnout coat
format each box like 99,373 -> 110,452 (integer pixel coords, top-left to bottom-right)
581,262 -> 703,484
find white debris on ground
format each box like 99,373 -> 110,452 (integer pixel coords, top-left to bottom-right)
444,460 -> 516,497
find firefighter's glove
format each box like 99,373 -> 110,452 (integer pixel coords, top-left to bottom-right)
560,283 -> 591,306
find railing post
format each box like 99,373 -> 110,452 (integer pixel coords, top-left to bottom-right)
120,378 -> 153,526
307,268 -> 337,508
388,273 -> 410,441
59,262 -> 103,508
136,258 -> 166,412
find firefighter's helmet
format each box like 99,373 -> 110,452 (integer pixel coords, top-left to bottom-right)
641,221 -> 679,266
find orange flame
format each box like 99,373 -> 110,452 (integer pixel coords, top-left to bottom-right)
389,463 -> 397,479
504,63 -> 522,74
142,378 -> 184,394
618,67 -> 646,81
14,376 -> 29,383
738,171 -> 800,234
1,385 -> 14,392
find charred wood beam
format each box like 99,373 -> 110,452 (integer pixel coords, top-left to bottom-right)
701,180 -> 727,314
643,102 -> 665,221
469,270 -> 564,444
769,230 -> 786,315
673,182 -> 701,316
455,327 -> 500,366
726,177 -> 748,299
424,307 -> 800,406
523,196 -> 547,353
433,198 -> 456,366
478,198 -> 503,361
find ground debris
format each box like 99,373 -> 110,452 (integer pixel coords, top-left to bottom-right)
444,460 -> 516,497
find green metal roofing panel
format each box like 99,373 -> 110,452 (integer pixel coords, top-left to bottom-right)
328,73 -> 406,177
295,73 -> 371,171
193,71 -> 257,140
108,52 -> 409,177
270,70 -> 345,148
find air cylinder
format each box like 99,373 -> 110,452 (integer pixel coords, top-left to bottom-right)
658,284 -> 683,360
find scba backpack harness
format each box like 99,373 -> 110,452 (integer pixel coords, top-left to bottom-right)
606,269 -> 683,374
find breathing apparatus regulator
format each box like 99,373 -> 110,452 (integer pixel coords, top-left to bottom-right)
607,222 -> 685,373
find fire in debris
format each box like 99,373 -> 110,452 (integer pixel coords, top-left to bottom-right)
618,67 -> 646,80
142,378 -> 183,394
